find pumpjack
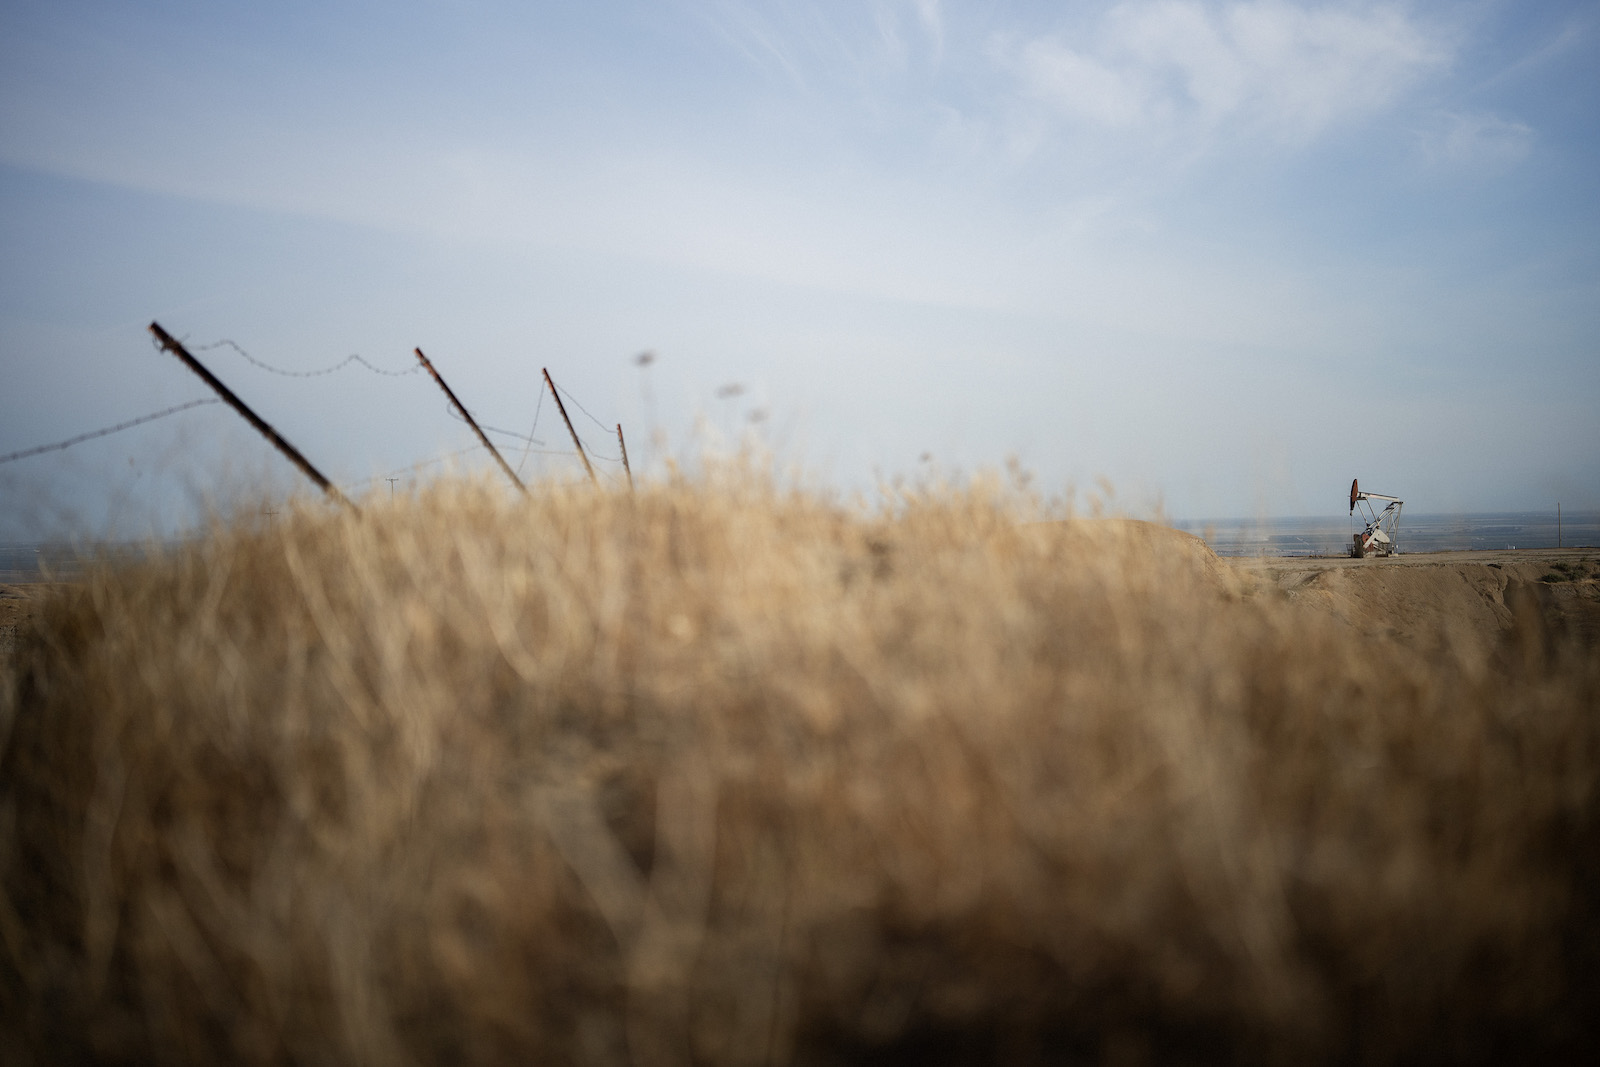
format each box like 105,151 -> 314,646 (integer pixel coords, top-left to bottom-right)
1349,479 -> 1403,557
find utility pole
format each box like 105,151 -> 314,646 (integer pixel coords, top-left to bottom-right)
542,368 -> 597,485
413,348 -> 525,494
149,322 -> 358,513
387,477 -> 399,499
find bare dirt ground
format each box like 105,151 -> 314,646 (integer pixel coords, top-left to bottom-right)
1229,547 -> 1600,655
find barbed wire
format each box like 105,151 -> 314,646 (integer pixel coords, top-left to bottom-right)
184,335 -> 623,456
204,338 -> 629,464
192,338 -> 419,378
572,430 -> 624,465
437,380 -> 624,465
0,399 -> 221,466
551,383 -> 631,463
340,442 -> 607,492
553,382 -> 616,435
442,403 -> 547,445
560,425 -> 623,465
12,333 -> 636,492
428,373 -> 629,474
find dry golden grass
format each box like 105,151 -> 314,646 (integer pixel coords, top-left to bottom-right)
1,470 -> 1597,1065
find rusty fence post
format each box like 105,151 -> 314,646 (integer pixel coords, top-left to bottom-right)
149,321 -> 359,513
414,347 -> 526,494
542,368 -> 598,486
617,424 -> 634,492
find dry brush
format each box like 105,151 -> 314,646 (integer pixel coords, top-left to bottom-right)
1,472 -> 1597,1065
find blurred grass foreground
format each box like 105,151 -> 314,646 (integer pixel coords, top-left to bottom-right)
2,469 -> 1597,1065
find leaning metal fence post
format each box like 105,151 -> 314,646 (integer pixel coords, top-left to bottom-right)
542,368 -> 598,486
414,347 -> 526,494
149,321 -> 359,513
617,424 -> 634,492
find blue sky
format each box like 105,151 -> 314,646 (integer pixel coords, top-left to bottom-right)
2,0 -> 1596,536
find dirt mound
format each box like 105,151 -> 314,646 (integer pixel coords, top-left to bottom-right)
1242,553 -> 1600,666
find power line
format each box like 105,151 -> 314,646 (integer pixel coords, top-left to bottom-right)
0,399 -> 221,466
192,338 -> 419,378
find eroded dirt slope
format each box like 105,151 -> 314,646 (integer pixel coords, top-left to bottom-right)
1232,549 -> 1600,657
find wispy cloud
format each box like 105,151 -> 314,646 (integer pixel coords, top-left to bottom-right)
684,2 -> 1460,182
995,1 -> 1450,148
695,0 -> 813,88
910,0 -> 945,66
695,0 -> 948,88
1469,12 -> 1593,95
1417,110 -> 1534,171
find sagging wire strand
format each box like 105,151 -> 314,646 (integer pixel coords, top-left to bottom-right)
193,338 -> 420,378
553,385 -> 620,463
194,332 -> 617,480
548,382 -> 625,463
517,379 -> 547,478
430,373 -> 625,491
11,334 -> 631,495
180,333 -> 624,466
554,381 -> 614,435
477,380 -> 624,466
0,399 -> 222,466
344,449 -> 625,494
443,404 -> 547,447
339,441 -> 619,495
